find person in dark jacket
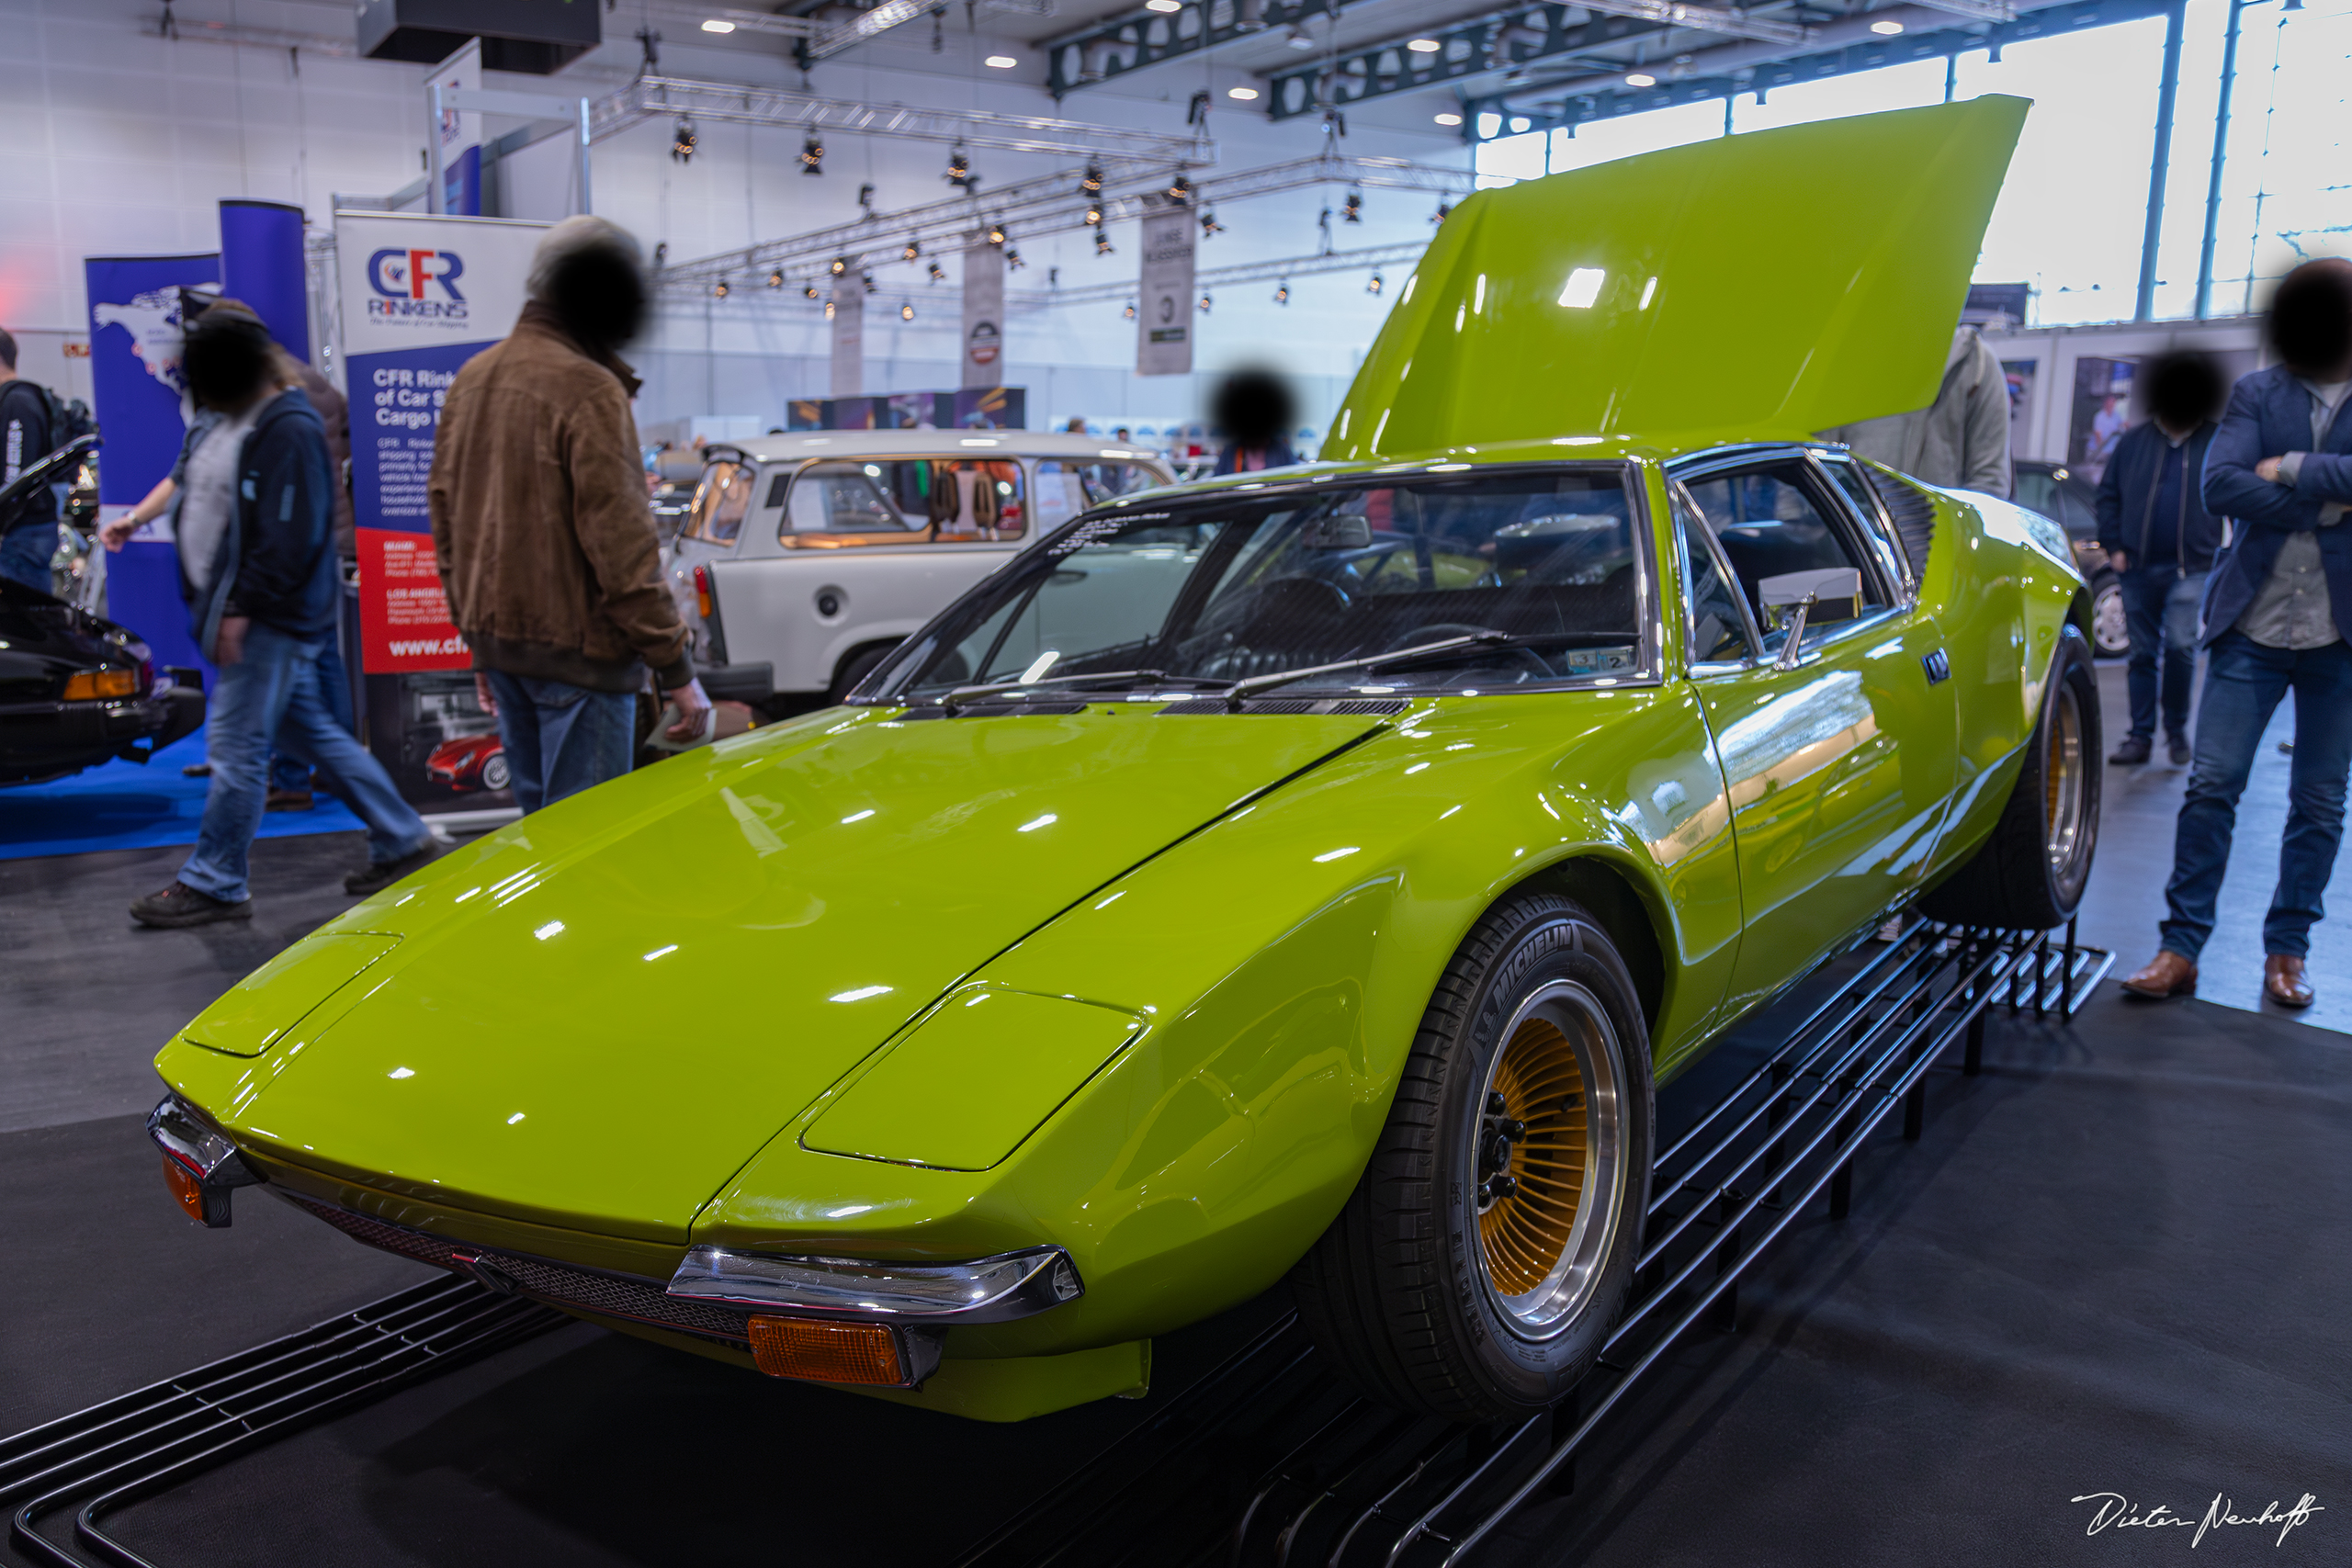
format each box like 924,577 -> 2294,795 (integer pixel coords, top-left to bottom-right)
0,326 -> 62,592
1211,368 -> 1300,475
2120,258 -> 2352,1009
2095,351 -> 2228,765
129,311 -> 435,929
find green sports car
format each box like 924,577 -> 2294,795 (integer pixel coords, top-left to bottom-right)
149,96 -> 2099,1424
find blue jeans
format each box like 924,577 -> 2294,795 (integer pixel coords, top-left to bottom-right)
0,521 -> 54,592
179,622 -> 432,905
481,670 -> 637,814
270,632 -> 356,794
2159,631 -> 2352,961
2120,566 -> 2205,741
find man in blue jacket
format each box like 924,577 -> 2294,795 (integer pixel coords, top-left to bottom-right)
2096,352 -> 2227,766
2122,258 -> 2352,1008
130,311 -> 435,928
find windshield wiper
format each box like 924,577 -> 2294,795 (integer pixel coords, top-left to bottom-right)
1222,631 -> 1626,705
940,669 -> 1230,707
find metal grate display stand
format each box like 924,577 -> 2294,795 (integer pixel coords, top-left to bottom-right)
2,1279 -> 561,1568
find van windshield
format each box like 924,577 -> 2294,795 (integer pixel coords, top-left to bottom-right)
868,466 -> 1647,703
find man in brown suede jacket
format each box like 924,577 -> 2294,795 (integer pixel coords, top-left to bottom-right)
429,217 -> 707,811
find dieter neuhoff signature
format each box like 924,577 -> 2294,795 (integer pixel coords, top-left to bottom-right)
2071,1491 -> 2324,1547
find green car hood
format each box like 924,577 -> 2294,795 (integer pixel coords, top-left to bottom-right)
212,707 -> 1383,1242
1322,96 -> 2028,461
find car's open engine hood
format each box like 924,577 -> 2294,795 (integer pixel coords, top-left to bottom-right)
225,707 -> 1385,1241
1322,96 -> 2029,460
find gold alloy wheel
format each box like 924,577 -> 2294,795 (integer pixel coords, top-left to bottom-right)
2045,680 -> 2086,882
1471,981 -> 1627,1337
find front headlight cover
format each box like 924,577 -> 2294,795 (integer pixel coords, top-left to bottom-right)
666,1244 -> 1083,1324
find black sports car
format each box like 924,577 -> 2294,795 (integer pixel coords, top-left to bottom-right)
0,574 -> 204,784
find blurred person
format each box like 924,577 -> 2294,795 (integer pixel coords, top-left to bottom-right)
429,216 -> 707,814
2123,258 -> 2352,1009
1818,324 -> 2010,495
1212,369 -> 1298,475
2097,351 -> 2227,766
0,327 -> 62,592
100,300 -> 360,805
1114,425 -> 1132,443
128,310 -> 434,928
1065,416 -> 1090,434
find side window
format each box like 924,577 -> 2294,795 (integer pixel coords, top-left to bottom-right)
685,460 -> 754,545
783,460 -> 1027,543
1679,461 -> 1889,654
1671,483 -> 1755,666
1034,460 -> 1161,528
1816,455 -> 1910,594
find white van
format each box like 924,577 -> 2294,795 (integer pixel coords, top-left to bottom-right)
666,431 -> 1173,705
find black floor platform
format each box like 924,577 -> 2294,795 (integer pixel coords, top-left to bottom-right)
7,974 -> 2346,1567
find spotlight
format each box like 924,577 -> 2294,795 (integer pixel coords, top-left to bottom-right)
1048,265 -> 1059,288
903,240 -> 922,261
1273,280 -> 1289,306
1166,174 -> 1193,205
714,278 -> 729,298
652,242 -> 668,269
1367,271 -> 1384,296
1004,247 -> 1025,270
1095,231 -> 1115,256
1200,208 -> 1224,238
1083,204 -> 1103,228
800,135 -> 824,175
862,271 -> 876,294
901,303 -> 916,321
927,261 -> 946,284
1123,300 -> 1136,320
824,299 -> 836,320
1080,163 -> 1104,197
831,255 -> 849,276
858,182 -> 876,211
946,145 -> 974,190
1198,291 -> 1213,313
672,118 -> 697,163
1432,201 -> 1452,225
767,269 -> 784,288
988,220 -> 1008,246
1342,187 -> 1363,223
804,284 -> 820,299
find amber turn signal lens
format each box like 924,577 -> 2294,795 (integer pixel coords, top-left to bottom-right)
748,1316 -> 904,1385
162,1155 -> 209,1223
63,668 -> 141,701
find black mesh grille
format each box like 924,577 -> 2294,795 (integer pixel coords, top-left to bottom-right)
285,1194 -> 752,1345
1866,468 -> 1938,581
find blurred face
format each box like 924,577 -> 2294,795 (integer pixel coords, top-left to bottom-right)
2271,260 -> 2352,380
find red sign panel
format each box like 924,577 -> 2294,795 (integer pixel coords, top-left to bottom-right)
356,526 -> 469,672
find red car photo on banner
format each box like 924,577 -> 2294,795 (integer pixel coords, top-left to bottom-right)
424,730 -> 508,794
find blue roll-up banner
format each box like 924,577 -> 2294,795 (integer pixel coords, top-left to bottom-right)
426,40 -> 484,219
218,199 -> 311,363
85,252 -> 220,680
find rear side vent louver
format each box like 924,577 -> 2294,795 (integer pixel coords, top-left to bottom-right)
1866,468 -> 1937,582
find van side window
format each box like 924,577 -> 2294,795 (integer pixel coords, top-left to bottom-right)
783,460 -> 1026,544
686,461 -> 755,545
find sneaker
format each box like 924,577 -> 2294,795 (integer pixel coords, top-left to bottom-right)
2108,735 -> 2152,765
2167,736 -> 2191,766
130,881 -> 253,929
265,787 -> 315,812
181,762 -> 213,778
345,840 -> 443,897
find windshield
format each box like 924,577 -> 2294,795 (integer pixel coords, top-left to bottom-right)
869,466 -> 1648,703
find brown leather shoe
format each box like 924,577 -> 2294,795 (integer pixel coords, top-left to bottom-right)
2120,950 -> 2198,998
2265,954 -> 2314,1009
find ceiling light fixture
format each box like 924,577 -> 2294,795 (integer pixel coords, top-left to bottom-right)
862,271 -> 877,294
1095,231 -> 1115,256
902,240 -> 922,261
766,268 -> 784,288
1624,72 -> 1656,87
1367,271 -> 1384,295
901,303 -> 916,320
1123,300 -> 1136,319
1273,280 -> 1290,305
1434,111 -> 1463,127
984,54 -> 1017,69
1166,174 -> 1192,205
1200,208 -> 1224,237
1408,37 -> 1441,53
988,220 -> 1008,246
1080,163 -> 1104,197
804,284 -> 820,299
700,18 -> 735,33
671,118 -> 696,163
1227,85 -> 1259,100
1870,18 -> 1905,34
927,261 -> 946,283
713,278 -> 729,298
1146,0 -> 1182,11
1342,187 -> 1363,223
799,135 -> 823,175
1004,247 -> 1024,269
831,255 -> 849,276
1198,291 -> 1213,313
946,146 -> 974,190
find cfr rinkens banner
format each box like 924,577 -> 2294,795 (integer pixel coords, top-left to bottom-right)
334,210 -> 546,673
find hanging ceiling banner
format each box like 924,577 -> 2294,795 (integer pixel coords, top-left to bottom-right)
830,278 -> 865,396
428,39 -> 484,217
1136,209 -> 1195,377
961,241 -> 1005,389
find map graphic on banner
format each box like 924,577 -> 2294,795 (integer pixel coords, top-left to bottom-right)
335,210 -> 546,673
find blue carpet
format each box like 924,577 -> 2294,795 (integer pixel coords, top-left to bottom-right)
0,723 -> 365,863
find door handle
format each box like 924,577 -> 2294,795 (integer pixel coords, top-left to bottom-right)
1922,648 -> 1951,685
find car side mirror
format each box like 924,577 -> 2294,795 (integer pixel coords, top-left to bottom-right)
1760,567 -> 1861,627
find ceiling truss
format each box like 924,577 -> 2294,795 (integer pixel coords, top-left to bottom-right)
1045,0 -> 1381,99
